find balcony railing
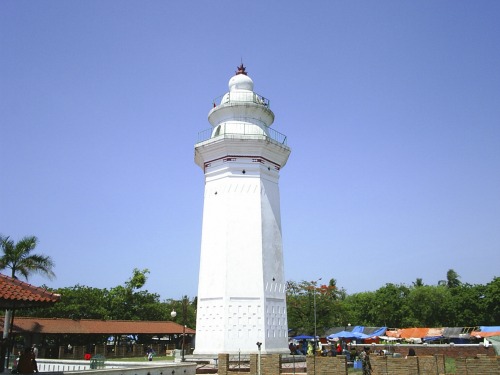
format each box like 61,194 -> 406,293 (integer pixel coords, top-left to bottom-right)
212,91 -> 270,108
196,124 -> 288,146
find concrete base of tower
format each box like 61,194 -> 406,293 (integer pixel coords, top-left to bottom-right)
192,348 -> 291,357
193,334 -> 290,356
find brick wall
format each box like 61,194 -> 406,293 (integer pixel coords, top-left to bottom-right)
387,356 -> 418,375
306,355 -> 347,375
249,354 -> 258,375
219,352 -> 499,375
361,353 -> 499,375
352,344 -> 495,358
261,354 -> 281,375
218,354 -> 229,375
455,356 -> 500,375
372,355 -> 442,375
218,353 -> 257,375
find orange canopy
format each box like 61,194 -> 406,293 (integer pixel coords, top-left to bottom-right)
399,328 -> 430,339
471,330 -> 500,338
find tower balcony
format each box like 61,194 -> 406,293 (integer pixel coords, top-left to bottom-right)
208,91 -> 275,128
196,123 -> 288,146
211,91 -> 270,108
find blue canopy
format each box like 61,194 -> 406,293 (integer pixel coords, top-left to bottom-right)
293,335 -> 314,340
327,331 -> 368,340
326,326 -> 387,340
366,326 -> 387,337
352,326 -> 387,337
423,336 -> 445,342
479,326 -> 500,332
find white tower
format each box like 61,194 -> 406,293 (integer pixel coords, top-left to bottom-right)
194,65 -> 291,355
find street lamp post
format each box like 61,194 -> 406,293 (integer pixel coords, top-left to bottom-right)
170,309 -> 177,356
313,278 -> 322,353
312,278 -> 322,375
256,342 -> 262,375
170,298 -> 187,362
183,324 -> 186,361
181,297 -> 187,362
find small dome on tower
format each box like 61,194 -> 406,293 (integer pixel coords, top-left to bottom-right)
228,63 -> 254,92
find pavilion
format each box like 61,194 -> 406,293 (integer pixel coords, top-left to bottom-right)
0,273 -> 62,371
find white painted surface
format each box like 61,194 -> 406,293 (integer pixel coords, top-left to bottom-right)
30,359 -> 195,375
194,70 -> 290,355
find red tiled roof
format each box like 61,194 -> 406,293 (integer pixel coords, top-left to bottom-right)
0,317 -> 195,335
0,274 -> 61,309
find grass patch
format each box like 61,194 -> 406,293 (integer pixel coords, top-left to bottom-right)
445,357 -> 456,374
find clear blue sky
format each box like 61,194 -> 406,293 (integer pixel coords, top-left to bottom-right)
1,1 -> 499,301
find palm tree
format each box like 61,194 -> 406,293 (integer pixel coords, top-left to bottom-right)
446,269 -> 461,289
0,235 -> 56,350
412,278 -> 424,287
0,235 -> 55,280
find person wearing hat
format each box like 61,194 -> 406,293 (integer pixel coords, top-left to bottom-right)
361,346 -> 372,375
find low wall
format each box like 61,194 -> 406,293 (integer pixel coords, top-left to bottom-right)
33,359 -> 196,375
306,355 -> 347,374
218,352 -> 500,375
58,343 -> 173,359
352,343 -> 496,358
456,356 -> 500,375
371,355 -> 447,374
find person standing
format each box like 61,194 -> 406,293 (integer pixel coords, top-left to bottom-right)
406,348 -> 416,358
336,343 -> 342,356
349,345 -> 357,361
361,346 -> 372,375
17,347 -> 38,373
307,341 -> 314,356
32,345 -> 38,359
146,346 -> 154,361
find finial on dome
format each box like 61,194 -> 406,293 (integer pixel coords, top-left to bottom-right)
236,63 -> 247,76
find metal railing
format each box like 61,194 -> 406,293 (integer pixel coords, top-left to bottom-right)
228,353 -> 250,371
212,91 -> 270,108
196,124 -> 288,146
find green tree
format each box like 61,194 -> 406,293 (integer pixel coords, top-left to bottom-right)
0,235 -> 56,363
403,285 -> 452,327
125,268 -> 148,289
18,269 -> 168,322
106,268 -> 165,321
446,269 -> 461,288
316,278 -> 348,330
449,283 -> 487,326
286,279 -> 346,335
19,285 -> 110,320
412,278 -> 424,287
286,280 -> 311,334
167,296 -> 197,329
370,283 -> 410,327
343,292 -> 376,326
483,277 -> 500,325
0,235 -> 55,280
